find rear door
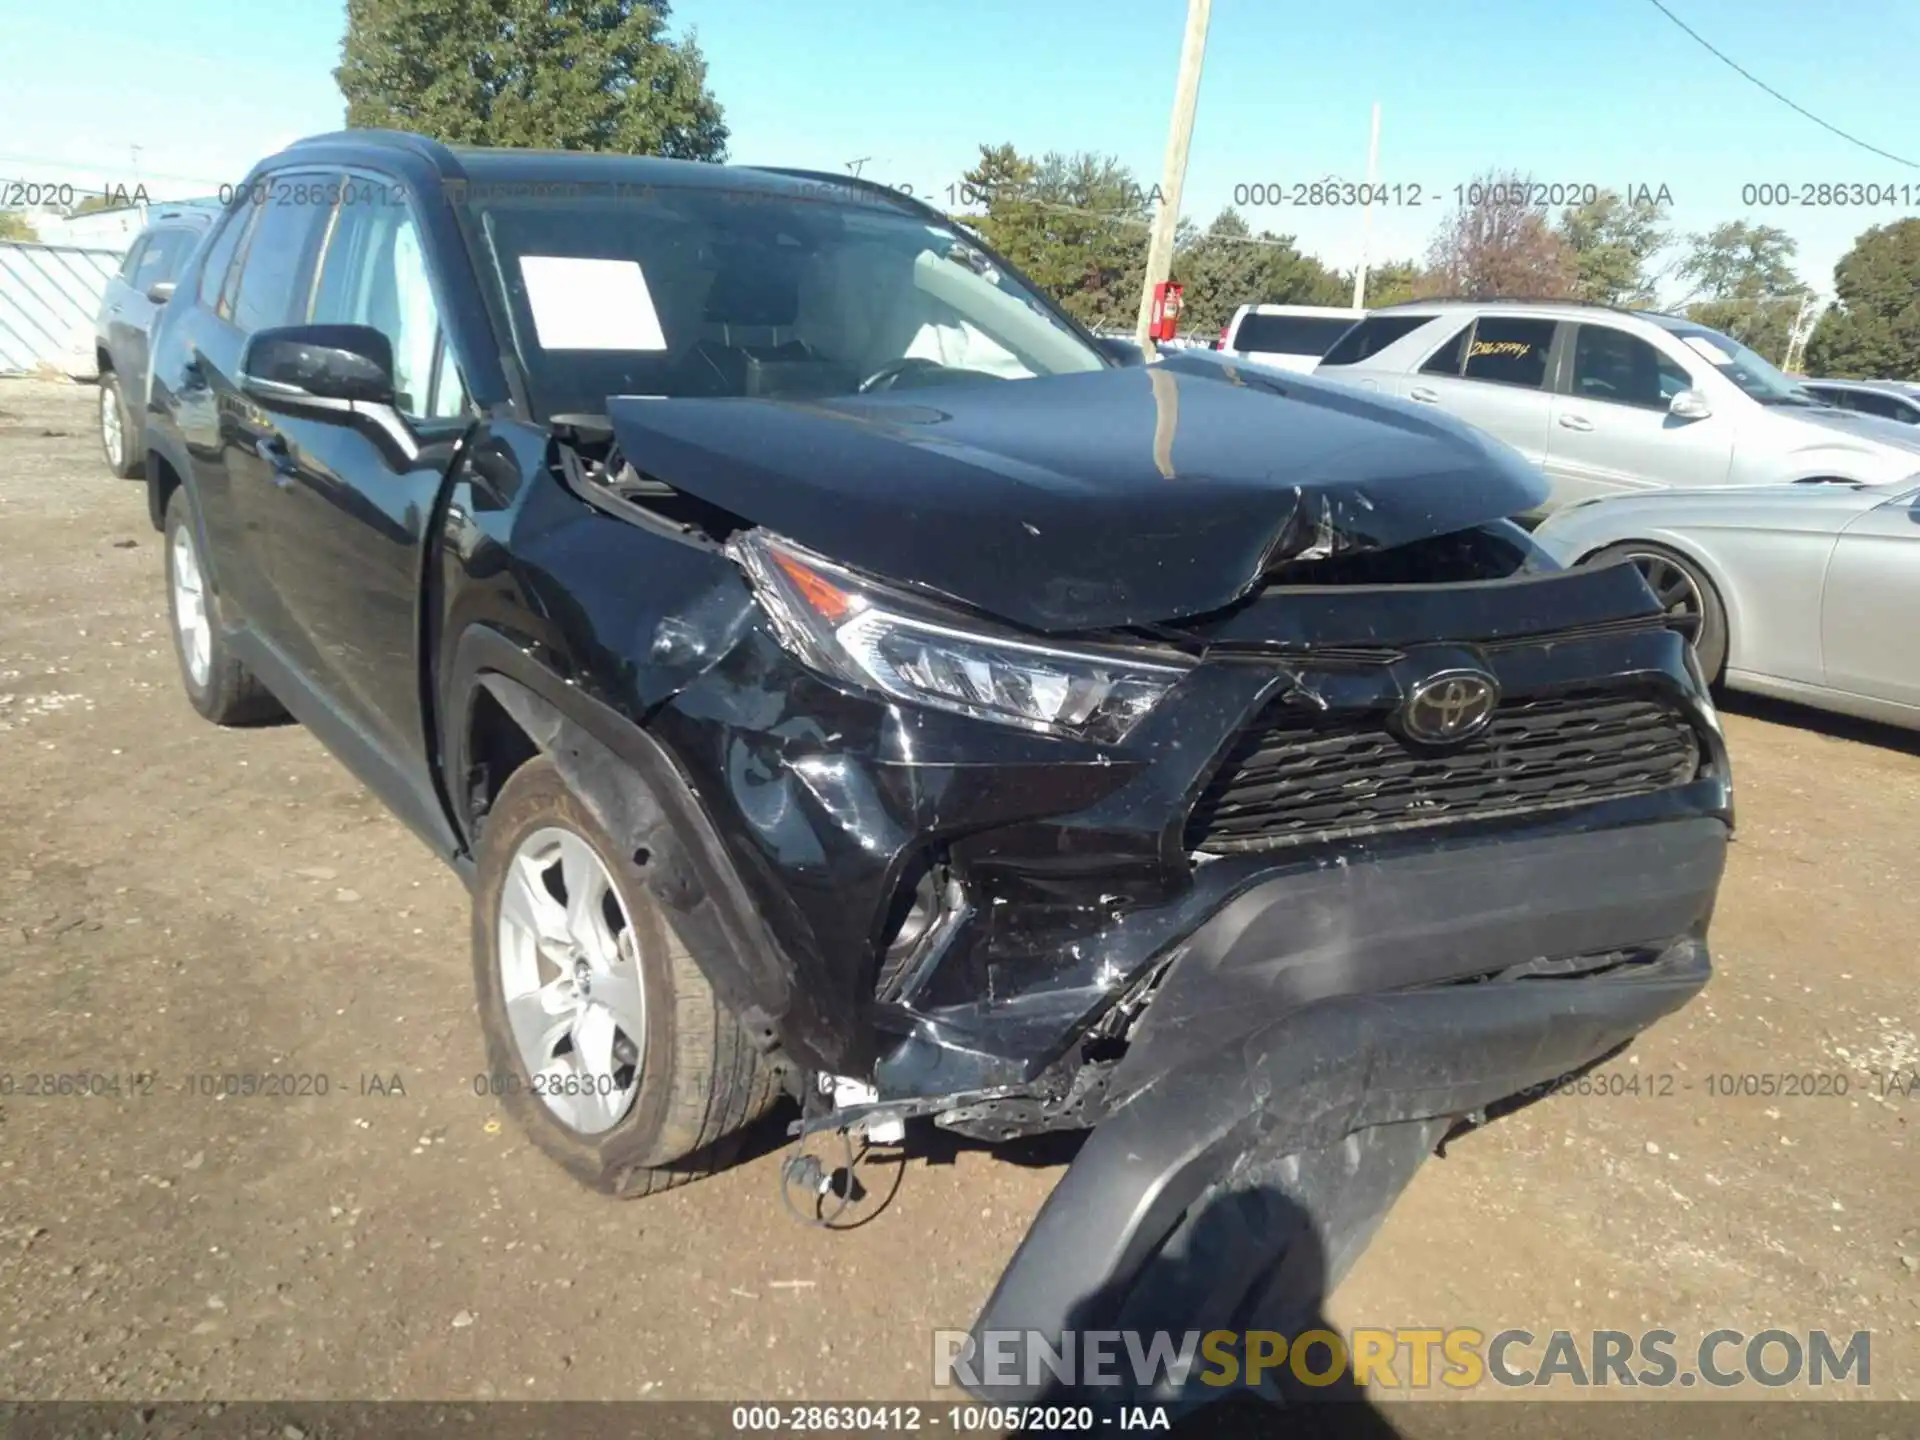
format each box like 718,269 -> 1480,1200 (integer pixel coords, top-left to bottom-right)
99,236 -> 149,377
1544,323 -> 1736,502
1403,314 -> 1558,471
1820,485 -> 1920,708
111,226 -> 201,397
264,174 -> 475,799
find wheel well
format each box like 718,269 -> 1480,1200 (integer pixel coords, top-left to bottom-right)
96,347 -> 112,375
147,452 -> 183,532
464,685 -> 541,837
1585,537 -> 1732,678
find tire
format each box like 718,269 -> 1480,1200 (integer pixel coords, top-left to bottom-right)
99,371 -> 143,479
1588,541 -> 1728,685
471,757 -> 782,1198
163,489 -> 286,725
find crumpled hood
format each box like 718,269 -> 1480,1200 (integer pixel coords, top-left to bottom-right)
604,350 -> 1549,632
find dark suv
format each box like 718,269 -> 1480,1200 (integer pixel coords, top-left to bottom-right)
142,131 -> 1731,1404
94,203 -> 218,477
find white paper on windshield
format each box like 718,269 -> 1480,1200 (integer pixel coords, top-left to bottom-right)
518,256 -> 667,351
1681,335 -> 1735,365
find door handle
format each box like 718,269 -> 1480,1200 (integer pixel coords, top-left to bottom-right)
1409,386 -> 1439,403
255,434 -> 298,486
1558,413 -> 1594,432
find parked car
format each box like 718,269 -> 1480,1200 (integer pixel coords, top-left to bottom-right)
1533,478 -> 1920,729
94,203 -> 218,478
141,131 -> 1731,1404
1797,378 -> 1920,426
1316,300 -> 1920,512
1219,302 -> 1365,372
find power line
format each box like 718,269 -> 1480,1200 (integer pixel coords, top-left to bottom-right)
1643,0 -> 1918,169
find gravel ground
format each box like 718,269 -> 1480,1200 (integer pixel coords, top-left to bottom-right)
0,377 -> 1915,1414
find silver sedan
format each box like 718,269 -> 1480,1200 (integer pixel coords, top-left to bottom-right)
1531,479 -> 1920,731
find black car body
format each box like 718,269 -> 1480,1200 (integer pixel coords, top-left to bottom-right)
143,132 -> 1731,1406
94,203 -> 219,478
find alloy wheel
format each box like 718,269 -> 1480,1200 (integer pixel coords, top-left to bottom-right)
1624,551 -> 1703,643
496,826 -> 648,1135
170,523 -> 212,688
100,384 -> 123,470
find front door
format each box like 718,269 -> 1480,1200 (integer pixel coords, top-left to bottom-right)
1822,486 -> 1920,709
1544,323 -> 1736,503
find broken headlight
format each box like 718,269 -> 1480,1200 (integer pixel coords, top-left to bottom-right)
732,533 -> 1189,743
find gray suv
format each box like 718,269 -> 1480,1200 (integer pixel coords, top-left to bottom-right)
1316,300 -> 1920,509
94,204 -> 218,478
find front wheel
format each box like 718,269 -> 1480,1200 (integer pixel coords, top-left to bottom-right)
1587,541 -> 1728,685
470,758 -> 781,1198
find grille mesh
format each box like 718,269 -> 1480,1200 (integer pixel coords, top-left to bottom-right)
1186,691 -> 1701,854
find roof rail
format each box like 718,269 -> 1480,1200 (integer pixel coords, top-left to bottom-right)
1378,295 -> 1680,319
747,166 -> 953,226
284,129 -> 461,171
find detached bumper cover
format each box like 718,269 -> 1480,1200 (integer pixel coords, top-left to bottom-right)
969,817 -> 1723,1400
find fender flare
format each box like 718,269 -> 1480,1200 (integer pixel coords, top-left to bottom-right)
442,626 -> 835,1068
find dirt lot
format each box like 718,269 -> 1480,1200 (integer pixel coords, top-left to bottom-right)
0,376 -> 1916,1410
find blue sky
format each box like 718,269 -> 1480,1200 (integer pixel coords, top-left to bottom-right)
4,0 -> 1917,298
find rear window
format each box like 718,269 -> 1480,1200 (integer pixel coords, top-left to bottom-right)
130,229 -> 199,291
1319,313 -> 1436,366
1462,317 -> 1555,389
1230,313 -> 1357,358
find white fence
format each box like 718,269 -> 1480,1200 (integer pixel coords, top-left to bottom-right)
0,241 -> 126,376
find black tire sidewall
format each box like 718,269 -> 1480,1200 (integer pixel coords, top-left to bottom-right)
470,759 -> 687,1191
1593,542 -> 1728,684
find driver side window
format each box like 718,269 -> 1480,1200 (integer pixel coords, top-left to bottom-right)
1571,325 -> 1694,409
309,193 -> 467,420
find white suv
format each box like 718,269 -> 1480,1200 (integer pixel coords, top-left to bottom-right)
1315,301 -> 1920,510
1219,303 -> 1365,372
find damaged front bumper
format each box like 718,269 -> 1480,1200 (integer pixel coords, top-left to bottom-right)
965,820 -> 1719,1402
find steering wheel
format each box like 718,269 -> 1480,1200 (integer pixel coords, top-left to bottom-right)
856,356 -> 946,394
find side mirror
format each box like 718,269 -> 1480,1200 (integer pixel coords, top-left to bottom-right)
1670,388 -> 1713,420
241,324 -> 396,412
144,280 -> 176,305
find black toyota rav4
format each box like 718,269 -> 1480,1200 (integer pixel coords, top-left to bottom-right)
144,131 -> 1730,1401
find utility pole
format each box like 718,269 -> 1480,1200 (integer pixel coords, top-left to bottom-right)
1782,292 -> 1820,374
1351,102 -> 1381,310
1134,0 -> 1213,355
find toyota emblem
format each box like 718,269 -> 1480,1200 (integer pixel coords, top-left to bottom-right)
1399,669 -> 1500,744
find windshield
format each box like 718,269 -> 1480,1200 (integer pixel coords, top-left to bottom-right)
1660,321 -> 1817,405
467,184 -> 1106,418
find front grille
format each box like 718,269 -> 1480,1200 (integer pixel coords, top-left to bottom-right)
1186,690 -> 1701,854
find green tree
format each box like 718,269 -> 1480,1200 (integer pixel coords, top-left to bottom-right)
1675,221 -> 1809,363
961,144 -> 1157,330
1557,190 -> 1669,305
336,0 -> 727,159
1357,258 -> 1420,308
0,211 -> 37,242
1803,219 -> 1920,379
1171,208 -> 1346,335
